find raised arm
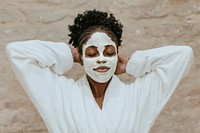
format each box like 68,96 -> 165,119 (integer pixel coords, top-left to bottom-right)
6,40 -> 73,118
126,45 -> 194,132
126,46 -> 193,79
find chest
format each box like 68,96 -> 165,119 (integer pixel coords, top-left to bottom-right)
62,85 -> 137,132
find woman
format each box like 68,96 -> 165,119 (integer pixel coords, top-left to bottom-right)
6,10 -> 193,133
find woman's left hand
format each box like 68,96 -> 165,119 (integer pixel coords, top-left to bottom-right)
115,54 -> 129,75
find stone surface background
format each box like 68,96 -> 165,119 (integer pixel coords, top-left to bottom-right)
0,0 -> 199,133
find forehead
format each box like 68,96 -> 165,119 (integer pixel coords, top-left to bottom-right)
84,32 -> 116,48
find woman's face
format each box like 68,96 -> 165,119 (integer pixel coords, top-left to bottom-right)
82,32 -> 118,83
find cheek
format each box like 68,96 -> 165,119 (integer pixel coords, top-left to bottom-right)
83,57 -> 97,66
105,56 -> 118,66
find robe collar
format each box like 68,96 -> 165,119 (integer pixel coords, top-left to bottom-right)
77,74 -> 127,132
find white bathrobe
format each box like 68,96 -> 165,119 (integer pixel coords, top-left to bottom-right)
6,40 -> 193,133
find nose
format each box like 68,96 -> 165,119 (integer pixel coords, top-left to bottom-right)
97,60 -> 106,64
97,54 -> 106,64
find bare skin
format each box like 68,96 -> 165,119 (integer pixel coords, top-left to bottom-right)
72,47 -> 129,109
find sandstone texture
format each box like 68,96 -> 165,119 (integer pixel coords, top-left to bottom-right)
0,0 -> 199,133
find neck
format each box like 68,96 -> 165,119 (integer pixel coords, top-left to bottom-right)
86,75 -> 111,98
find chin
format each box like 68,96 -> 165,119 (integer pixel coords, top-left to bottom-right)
86,74 -> 113,84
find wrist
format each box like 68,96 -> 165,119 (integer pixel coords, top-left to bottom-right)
71,48 -> 79,62
123,56 -> 129,73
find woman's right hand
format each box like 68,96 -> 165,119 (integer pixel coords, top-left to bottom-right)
71,48 -> 83,65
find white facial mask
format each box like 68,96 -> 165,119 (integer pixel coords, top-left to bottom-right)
82,32 -> 118,83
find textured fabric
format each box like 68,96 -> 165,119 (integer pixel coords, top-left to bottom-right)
6,40 -> 194,133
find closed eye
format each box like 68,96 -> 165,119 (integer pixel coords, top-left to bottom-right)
86,53 -> 99,57
104,52 -> 116,57
85,46 -> 99,58
103,45 -> 116,57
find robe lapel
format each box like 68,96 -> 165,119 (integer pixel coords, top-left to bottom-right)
78,74 -> 127,133
102,75 -> 127,132
80,74 -> 108,133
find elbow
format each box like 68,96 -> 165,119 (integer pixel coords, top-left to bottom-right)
180,46 -> 194,74
180,46 -> 194,77
6,42 -> 22,58
6,43 -> 17,63
6,41 -> 26,54
181,46 -> 194,61
6,43 -> 15,56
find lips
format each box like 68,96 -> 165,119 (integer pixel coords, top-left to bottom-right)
93,66 -> 110,72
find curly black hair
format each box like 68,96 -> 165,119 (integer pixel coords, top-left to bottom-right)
68,9 -> 123,49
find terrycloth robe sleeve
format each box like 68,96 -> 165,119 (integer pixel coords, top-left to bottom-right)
6,40 -> 73,119
126,46 -> 194,132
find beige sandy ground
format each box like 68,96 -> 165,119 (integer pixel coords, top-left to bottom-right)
0,0 -> 200,133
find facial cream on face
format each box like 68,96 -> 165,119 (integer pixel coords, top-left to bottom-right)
82,32 -> 118,83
